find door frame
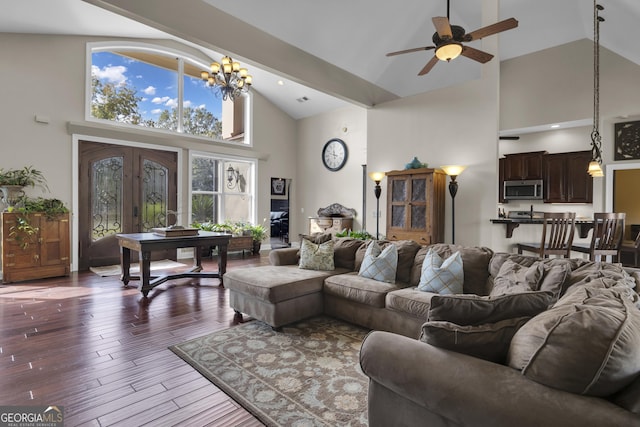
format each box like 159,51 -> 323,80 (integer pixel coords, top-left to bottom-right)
72,134 -> 182,272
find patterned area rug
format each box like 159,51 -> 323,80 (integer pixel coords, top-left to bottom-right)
170,316 -> 370,426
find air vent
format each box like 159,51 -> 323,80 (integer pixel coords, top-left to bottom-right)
296,96 -> 309,103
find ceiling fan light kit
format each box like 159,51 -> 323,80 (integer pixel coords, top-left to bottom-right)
387,0 -> 518,75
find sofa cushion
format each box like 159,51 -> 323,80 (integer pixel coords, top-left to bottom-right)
611,374 -> 640,415
386,288 -> 438,320
508,285 -> 640,396
411,244 -> 493,295
324,272 -> 402,308
224,265 -> 342,303
354,240 -> 420,285
358,241 -> 398,283
333,237 -> 366,270
417,249 -> 463,294
488,253 -> 588,278
427,291 -> 555,326
299,238 -> 335,271
490,259 -> 543,296
564,262 -> 638,297
420,317 -> 531,363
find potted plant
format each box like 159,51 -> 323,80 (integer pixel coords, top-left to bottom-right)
248,223 -> 268,254
0,166 -> 49,211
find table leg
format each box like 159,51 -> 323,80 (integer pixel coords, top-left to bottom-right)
218,243 -> 228,286
120,246 -> 131,286
192,246 -> 203,272
140,250 -> 152,297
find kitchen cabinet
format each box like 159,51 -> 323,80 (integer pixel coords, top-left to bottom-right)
502,151 -> 546,180
2,212 -> 70,283
498,158 -> 505,203
544,151 -> 593,203
385,168 -> 445,244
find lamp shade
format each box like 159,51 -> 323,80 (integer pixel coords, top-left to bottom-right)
436,43 -> 463,61
368,171 -> 385,183
440,165 -> 466,176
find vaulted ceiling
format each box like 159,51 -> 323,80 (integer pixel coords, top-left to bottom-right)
3,0 -> 638,119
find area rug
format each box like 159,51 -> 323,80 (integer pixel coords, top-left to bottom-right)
89,259 -> 187,277
170,316 -> 370,427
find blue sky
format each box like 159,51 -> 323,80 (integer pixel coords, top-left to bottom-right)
91,51 -> 222,121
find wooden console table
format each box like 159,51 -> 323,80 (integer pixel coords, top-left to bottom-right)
116,231 -> 231,297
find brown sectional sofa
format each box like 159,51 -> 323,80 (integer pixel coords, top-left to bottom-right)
223,237 -> 640,426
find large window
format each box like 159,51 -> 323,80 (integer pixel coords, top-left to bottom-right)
191,153 -> 256,225
88,43 -> 248,144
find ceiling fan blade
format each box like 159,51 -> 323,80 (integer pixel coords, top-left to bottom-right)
461,46 -> 494,63
386,46 -> 435,57
464,17 -> 518,41
418,56 -> 439,76
432,16 -> 453,39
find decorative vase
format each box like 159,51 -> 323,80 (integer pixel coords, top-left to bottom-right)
0,185 -> 25,211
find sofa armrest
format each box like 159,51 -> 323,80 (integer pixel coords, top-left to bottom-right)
269,247 -> 299,266
360,331 -> 638,427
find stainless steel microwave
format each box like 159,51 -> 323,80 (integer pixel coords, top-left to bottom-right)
503,179 -> 544,200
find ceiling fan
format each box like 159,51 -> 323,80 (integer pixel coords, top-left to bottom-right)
386,0 -> 518,76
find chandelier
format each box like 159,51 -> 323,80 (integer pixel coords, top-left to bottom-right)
201,56 -> 253,101
588,1 -> 604,177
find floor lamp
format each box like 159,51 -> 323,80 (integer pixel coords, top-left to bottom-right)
369,172 -> 385,240
440,165 -> 466,244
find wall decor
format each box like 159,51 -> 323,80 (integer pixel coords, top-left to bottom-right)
271,177 -> 286,196
614,120 -> 640,160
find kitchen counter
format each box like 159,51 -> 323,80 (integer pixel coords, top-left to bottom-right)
490,217 -> 594,238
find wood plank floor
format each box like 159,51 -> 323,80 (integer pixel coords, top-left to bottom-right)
0,253 -> 271,426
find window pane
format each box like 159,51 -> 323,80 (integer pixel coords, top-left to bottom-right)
223,194 -> 251,222
141,159 -> 169,231
183,73 -> 222,139
192,157 -> 218,191
91,157 -> 123,241
192,194 -> 217,224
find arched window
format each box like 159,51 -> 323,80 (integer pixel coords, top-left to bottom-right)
87,42 -> 250,145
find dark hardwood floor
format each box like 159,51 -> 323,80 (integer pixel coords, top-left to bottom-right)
0,252 -> 271,426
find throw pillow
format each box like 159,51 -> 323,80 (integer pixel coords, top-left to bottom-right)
298,238 -> 335,271
490,259 -> 544,296
508,285 -> 640,396
420,317 -> 531,363
417,249 -> 463,294
427,291 -> 555,326
358,241 -> 398,283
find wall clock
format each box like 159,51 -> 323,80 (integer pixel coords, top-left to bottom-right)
322,138 -> 348,171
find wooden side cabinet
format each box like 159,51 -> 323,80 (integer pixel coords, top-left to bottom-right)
544,151 -> 593,203
385,168 -> 445,244
308,217 -> 353,236
2,212 -> 70,283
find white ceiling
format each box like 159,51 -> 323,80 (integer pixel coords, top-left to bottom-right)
2,0 -> 639,119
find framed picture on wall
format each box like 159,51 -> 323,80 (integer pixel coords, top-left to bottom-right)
271,178 -> 286,196
614,120 -> 640,160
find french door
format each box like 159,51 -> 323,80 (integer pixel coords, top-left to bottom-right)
78,141 -> 177,270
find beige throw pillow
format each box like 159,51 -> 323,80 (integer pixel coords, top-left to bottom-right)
298,238 -> 335,271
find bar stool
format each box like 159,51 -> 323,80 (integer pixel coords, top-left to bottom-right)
571,212 -> 625,262
620,230 -> 640,267
517,212 -> 576,258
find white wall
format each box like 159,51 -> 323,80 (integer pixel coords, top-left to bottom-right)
296,105 -> 368,237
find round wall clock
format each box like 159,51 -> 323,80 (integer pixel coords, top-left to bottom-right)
322,138 -> 348,171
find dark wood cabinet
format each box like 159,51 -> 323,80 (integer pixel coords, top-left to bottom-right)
385,168 -> 445,244
498,158 -> 505,203
2,212 -> 70,283
502,151 -> 546,180
544,151 -> 593,203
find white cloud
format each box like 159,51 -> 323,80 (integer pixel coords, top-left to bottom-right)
166,98 -> 178,108
91,65 -> 127,85
151,109 -> 163,115
142,86 -> 156,95
183,100 -> 192,108
196,104 -> 206,110
151,96 -> 170,105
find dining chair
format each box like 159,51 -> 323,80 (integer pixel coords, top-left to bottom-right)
571,212 -> 626,262
619,229 -> 640,267
517,212 -> 576,258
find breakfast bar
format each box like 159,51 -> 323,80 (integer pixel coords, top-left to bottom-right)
490,217 -> 594,238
